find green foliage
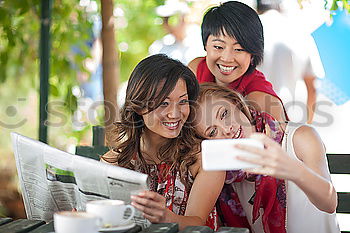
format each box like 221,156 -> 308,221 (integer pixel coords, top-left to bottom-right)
0,0 -> 166,111
0,0 -> 166,149
0,0 -> 92,110
115,0 -> 166,82
0,1 -> 92,156
329,0 -> 350,12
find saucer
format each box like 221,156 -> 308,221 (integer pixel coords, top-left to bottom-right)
99,222 -> 136,232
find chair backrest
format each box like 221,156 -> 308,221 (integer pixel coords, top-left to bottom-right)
326,153 -> 350,233
75,126 -> 108,160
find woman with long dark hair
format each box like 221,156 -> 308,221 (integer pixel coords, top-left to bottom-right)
101,54 -> 225,230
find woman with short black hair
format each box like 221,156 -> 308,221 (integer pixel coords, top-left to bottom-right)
188,1 -> 287,122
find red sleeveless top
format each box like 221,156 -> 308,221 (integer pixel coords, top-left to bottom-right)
196,57 -> 280,100
196,57 -> 288,120
144,163 -> 219,230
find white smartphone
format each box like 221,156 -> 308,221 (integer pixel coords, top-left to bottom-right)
201,138 -> 264,171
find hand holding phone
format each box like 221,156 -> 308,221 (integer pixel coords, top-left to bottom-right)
201,138 -> 264,171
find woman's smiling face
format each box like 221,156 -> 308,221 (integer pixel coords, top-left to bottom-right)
205,31 -> 252,86
142,78 -> 190,140
194,95 -> 254,139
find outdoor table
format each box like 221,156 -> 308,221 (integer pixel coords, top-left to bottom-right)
0,218 -> 249,233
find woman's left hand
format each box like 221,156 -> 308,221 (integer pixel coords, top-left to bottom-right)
131,191 -> 172,223
235,133 -> 304,181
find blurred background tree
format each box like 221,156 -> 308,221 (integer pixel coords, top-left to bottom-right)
329,0 -> 349,12
0,0 -> 167,148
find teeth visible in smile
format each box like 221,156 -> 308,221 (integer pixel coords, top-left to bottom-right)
218,64 -> 235,72
233,127 -> 242,139
163,122 -> 179,127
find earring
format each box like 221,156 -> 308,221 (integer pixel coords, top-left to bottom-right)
250,58 -> 254,66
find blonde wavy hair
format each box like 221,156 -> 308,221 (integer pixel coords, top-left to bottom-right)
190,83 -> 254,139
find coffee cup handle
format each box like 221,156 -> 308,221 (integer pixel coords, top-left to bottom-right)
122,205 -> 135,223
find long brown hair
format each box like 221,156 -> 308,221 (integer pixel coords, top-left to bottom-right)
101,54 -> 200,186
190,83 -> 254,138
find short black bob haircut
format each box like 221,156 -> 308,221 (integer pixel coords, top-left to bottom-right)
201,1 -> 264,74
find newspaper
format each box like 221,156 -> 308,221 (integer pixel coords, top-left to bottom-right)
11,132 -> 151,228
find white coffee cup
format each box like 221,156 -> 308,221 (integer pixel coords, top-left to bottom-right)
86,199 -> 135,228
54,211 -> 100,233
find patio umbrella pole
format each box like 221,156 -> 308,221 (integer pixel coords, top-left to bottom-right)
39,0 -> 52,143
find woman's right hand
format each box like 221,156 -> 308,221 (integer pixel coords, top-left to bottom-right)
130,191 -> 173,223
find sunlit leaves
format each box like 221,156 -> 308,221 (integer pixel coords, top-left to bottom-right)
327,0 -> 350,19
0,0 -> 167,146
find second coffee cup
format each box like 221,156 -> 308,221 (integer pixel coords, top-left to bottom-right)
86,199 -> 135,228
